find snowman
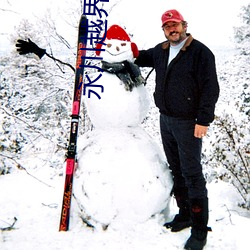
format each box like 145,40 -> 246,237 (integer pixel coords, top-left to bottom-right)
73,25 -> 173,229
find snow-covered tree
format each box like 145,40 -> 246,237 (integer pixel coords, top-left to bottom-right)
234,4 -> 250,56
0,19 -> 74,175
203,3 -> 250,209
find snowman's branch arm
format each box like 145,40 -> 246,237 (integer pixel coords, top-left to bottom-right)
145,68 -> 154,83
45,52 -> 75,72
16,38 -> 75,72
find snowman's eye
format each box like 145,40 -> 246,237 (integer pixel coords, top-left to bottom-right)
121,43 -> 126,46
107,44 -> 112,48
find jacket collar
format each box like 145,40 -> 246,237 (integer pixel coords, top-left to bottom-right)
162,33 -> 193,50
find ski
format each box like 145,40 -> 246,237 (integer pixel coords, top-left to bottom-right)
59,15 -> 88,231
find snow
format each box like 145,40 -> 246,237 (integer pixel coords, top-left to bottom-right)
85,73 -> 150,128
74,127 -> 172,228
1,172 -> 250,250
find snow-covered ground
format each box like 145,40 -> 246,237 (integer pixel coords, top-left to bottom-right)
1,169 -> 250,250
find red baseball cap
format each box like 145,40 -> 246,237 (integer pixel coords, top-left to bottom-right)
161,9 -> 184,27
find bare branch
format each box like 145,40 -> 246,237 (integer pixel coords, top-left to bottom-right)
0,217 -> 18,231
0,8 -> 18,14
0,107 -> 67,151
0,153 -> 54,188
46,52 -> 75,72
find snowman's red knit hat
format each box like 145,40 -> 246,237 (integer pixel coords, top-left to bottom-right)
106,24 -> 130,41
95,25 -> 139,58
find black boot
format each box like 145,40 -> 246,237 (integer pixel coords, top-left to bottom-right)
184,198 -> 211,250
184,228 -> 208,250
164,195 -> 192,232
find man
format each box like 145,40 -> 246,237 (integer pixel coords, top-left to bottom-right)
135,9 -> 219,250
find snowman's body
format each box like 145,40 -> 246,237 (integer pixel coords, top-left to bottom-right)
74,26 -> 173,229
85,71 -> 149,128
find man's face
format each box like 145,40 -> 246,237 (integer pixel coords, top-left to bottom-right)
162,22 -> 187,45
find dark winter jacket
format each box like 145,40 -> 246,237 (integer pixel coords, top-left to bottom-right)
135,34 -> 220,126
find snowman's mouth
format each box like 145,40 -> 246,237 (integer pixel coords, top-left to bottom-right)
106,50 -> 126,56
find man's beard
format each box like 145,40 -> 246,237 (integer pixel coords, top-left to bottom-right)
166,31 -> 186,45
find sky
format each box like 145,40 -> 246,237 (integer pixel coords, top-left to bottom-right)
107,0 -> 249,48
0,0 -> 249,53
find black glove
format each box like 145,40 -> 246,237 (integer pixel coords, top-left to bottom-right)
16,38 -> 46,59
122,61 -> 146,87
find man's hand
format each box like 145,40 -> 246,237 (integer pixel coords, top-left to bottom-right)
194,124 -> 208,138
16,38 -> 46,59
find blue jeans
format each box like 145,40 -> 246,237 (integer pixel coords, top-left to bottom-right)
160,114 -> 207,200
